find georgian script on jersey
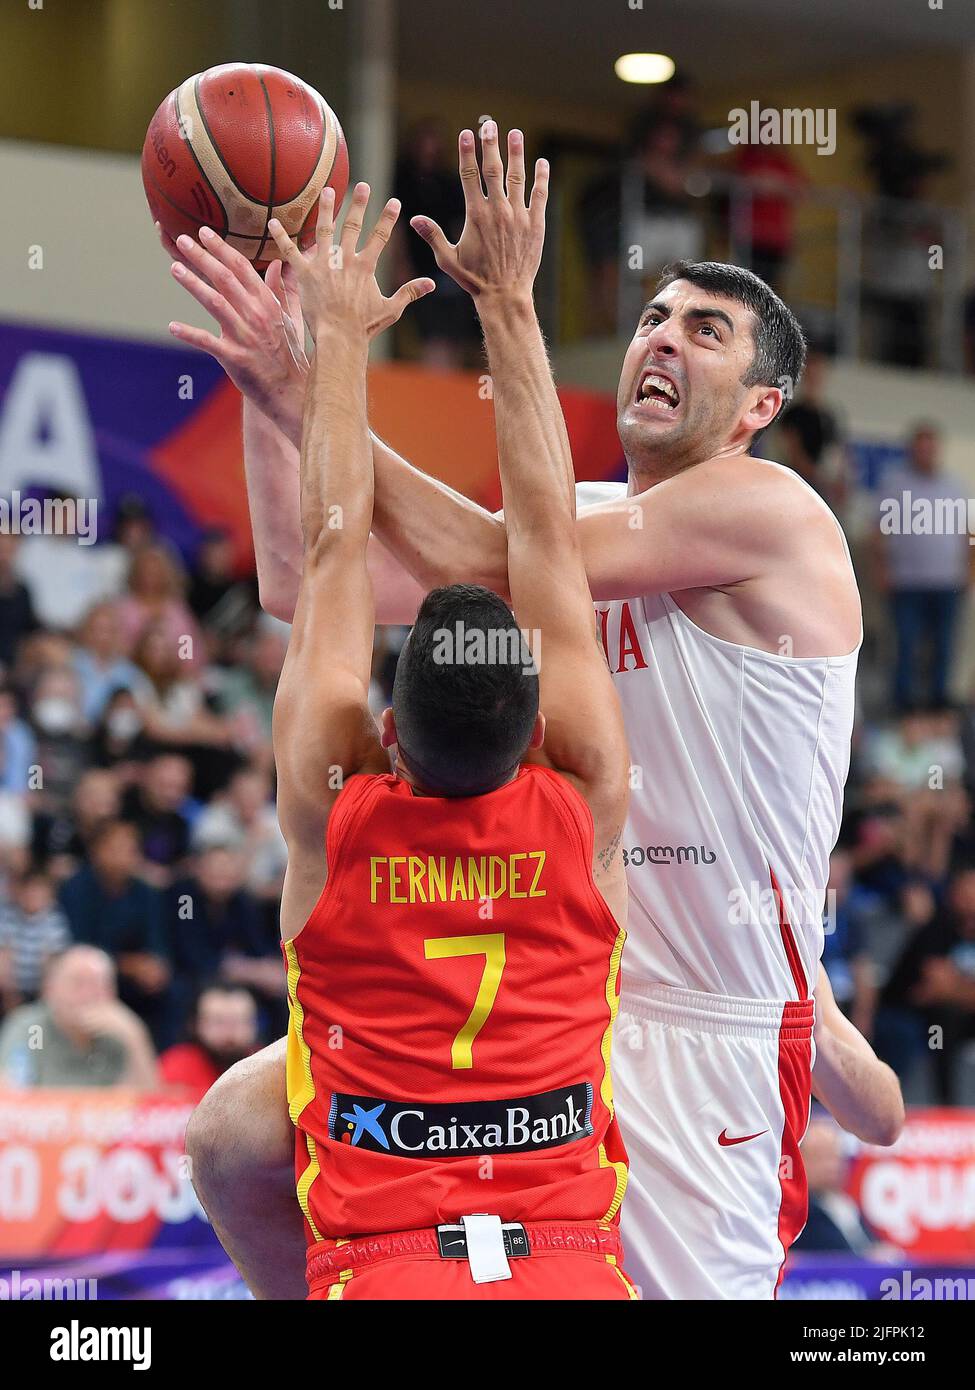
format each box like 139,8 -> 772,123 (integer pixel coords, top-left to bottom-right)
369,851 -> 546,904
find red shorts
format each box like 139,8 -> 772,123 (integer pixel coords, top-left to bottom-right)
306,1220 -> 639,1301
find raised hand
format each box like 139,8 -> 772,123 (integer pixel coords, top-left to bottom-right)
267,183 -> 434,342
410,122 -> 549,303
162,222 -> 308,421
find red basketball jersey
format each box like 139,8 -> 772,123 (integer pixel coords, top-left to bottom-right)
283,763 -> 628,1243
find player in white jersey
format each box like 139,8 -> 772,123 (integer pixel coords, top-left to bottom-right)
165,124 -> 903,1299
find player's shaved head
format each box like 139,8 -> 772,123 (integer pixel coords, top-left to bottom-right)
392,584 -> 539,797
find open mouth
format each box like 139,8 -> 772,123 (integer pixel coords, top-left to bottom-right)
635,369 -> 681,413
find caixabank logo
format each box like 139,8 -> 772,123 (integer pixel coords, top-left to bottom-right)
327,1083 -> 594,1157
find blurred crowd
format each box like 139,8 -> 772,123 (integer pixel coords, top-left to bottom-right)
0,501 -> 404,1097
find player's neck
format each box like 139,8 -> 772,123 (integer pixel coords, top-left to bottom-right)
625,439 -> 752,493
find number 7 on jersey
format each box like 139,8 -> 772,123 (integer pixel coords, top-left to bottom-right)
424,933 -> 506,1070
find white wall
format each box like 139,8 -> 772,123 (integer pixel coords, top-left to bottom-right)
1,139 -> 215,345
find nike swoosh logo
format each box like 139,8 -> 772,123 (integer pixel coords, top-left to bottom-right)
718,1128 -> 769,1147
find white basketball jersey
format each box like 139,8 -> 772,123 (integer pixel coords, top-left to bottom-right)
577,480 -> 859,1002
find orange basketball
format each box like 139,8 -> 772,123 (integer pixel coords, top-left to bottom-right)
142,63 -> 349,271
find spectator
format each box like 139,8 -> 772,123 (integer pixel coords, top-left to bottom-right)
776,350 -> 848,506
874,423 -> 970,712
730,135 -> 805,295
32,766 -> 121,878
120,753 -> 194,886
134,624 -> 233,759
71,601 -> 152,724
169,846 -> 285,1033
213,617 -> 287,748
793,1117 -> 891,1256
0,681 -> 37,795
27,665 -> 91,813
116,543 -> 204,671
187,529 -> 258,636
90,687 -> 151,776
391,118 -> 480,369
0,945 -> 157,1088
191,766 -> 287,902
578,104 -> 702,333
876,866 -> 975,1103
159,982 -> 258,1094
0,533 -> 39,670
57,819 -> 173,1045
0,866 -> 70,1010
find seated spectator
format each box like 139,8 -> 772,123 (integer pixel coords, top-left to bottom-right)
120,753 -> 194,887
116,543 -> 203,671
213,617 -> 287,749
0,865 -> 70,1010
159,982 -> 258,1094
32,766 -> 122,879
861,711 -> 968,882
169,846 -> 285,1034
27,665 -> 92,814
0,945 -> 157,1088
187,529 -> 258,637
90,687 -> 152,779
793,1117 -> 893,1256
71,601 -> 152,724
0,533 -> 38,671
0,680 -> 37,795
191,765 -> 287,902
57,819 -> 173,1046
134,625 -> 239,798
876,866 -> 975,1102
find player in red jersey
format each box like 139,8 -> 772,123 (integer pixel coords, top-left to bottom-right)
257,154 -> 635,1299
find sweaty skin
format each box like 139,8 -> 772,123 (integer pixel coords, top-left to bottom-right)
178,126 -> 902,1298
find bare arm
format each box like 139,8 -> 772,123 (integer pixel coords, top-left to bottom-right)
812,966 -> 904,1147
420,123 -> 629,905
267,187 -> 431,936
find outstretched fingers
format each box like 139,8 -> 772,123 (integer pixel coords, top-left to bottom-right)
479,119 -> 505,198
506,129 -> 527,206
169,259 -> 240,335
529,156 -> 550,229
458,128 -> 483,210
361,197 -> 401,269
340,182 -> 370,257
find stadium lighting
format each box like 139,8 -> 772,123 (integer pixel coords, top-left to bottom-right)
614,53 -> 676,85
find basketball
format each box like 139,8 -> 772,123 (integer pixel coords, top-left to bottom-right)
141,62 -> 348,271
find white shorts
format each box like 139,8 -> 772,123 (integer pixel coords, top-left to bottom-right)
613,981 -> 815,1300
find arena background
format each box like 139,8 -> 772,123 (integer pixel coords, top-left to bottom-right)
0,0 -> 974,1302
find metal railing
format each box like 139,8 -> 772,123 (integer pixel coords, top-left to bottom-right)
545,161 -> 971,375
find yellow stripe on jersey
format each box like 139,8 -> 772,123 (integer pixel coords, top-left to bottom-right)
597,926 -> 628,1222
284,939 -> 323,1243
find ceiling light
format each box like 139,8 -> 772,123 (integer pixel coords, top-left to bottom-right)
614,53 -> 676,85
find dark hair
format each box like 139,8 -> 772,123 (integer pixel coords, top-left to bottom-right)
653,259 -> 807,424
392,585 -> 539,797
